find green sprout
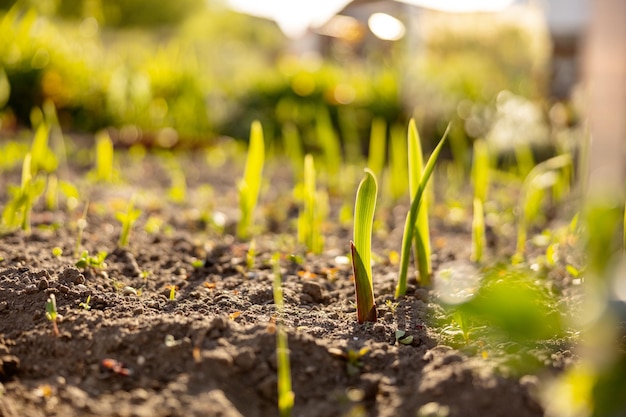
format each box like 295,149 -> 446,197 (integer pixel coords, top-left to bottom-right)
237,120 -> 265,240
45,294 -> 59,337
351,168 -> 378,324
297,154 -> 326,254
52,247 -> 63,257
396,123 -> 450,297
515,154 -> 572,261
246,240 -> 256,270
407,119 -> 433,286
471,139 -> 490,263
116,195 -> 141,248
75,250 -> 108,270
272,253 -> 294,417
78,295 -> 91,311
169,285 -> 176,301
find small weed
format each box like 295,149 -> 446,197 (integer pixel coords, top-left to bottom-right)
78,295 -> 91,311
45,294 -> 60,337
75,250 -> 108,270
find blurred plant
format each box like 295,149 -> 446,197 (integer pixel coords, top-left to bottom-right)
387,123 -> 409,201
367,117 -> 387,182
75,250 -> 107,270
470,139 -> 490,263
89,130 -> 117,183
237,120 -> 265,240
297,154 -> 326,254
396,123 -> 450,297
351,169 -> 378,324
515,154 -> 572,261
315,106 -> 342,192
1,153 -> 45,233
116,195 -> 141,248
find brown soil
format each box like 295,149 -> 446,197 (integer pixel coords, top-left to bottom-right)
0,147 -> 579,417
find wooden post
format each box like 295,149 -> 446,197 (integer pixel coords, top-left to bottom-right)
584,0 -> 626,201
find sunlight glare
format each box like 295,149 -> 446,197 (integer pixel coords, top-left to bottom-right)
368,13 -> 405,41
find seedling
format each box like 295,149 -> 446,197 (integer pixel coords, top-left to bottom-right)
341,347 -> 370,376
384,299 -> 399,315
116,195 -> 141,248
396,123 -> 450,297
297,154 -> 326,254
45,294 -> 59,337
237,120 -> 265,240
407,119 -> 433,286
351,169 -> 378,323
52,247 -> 63,257
75,250 -> 108,270
78,295 -> 91,311
395,330 -> 414,345
272,253 -> 294,417
168,285 -> 177,301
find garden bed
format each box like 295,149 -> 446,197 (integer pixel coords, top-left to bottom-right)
0,142 -> 580,417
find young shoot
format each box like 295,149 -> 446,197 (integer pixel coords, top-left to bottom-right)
1,153 -> 45,233
407,119 -> 433,286
45,294 -> 59,337
272,253 -> 294,417
396,123 -> 450,297
237,120 -> 265,240
116,195 -> 141,248
351,169 -> 378,323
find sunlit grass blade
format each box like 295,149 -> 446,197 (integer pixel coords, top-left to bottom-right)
471,198 -> 485,263
352,168 -> 378,323
407,119 -> 432,286
396,123 -> 450,297
272,254 -> 294,417
237,120 -> 265,239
